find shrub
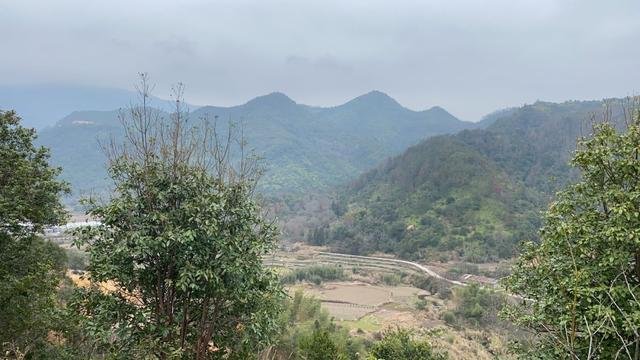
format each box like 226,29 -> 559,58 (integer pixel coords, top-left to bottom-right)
281,265 -> 346,285
452,284 -> 505,326
442,311 -> 456,326
380,273 -> 401,286
273,291 -> 364,359
65,248 -> 88,270
368,329 -> 446,360
410,275 -> 451,299
299,325 -> 345,360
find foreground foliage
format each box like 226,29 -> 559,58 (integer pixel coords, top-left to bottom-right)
504,110 -> 640,358
269,290 -> 366,359
70,77 -> 284,359
0,110 -> 69,357
368,329 -> 446,360
270,290 -> 448,360
444,284 -> 506,328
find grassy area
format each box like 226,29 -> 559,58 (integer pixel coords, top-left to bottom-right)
280,264 -> 347,285
342,315 -> 383,332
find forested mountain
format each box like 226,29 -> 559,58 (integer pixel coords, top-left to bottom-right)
36,91 -> 475,200
36,110 -> 123,193
318,100 -> 623,261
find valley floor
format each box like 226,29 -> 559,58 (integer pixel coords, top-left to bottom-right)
273,245 -> 516,359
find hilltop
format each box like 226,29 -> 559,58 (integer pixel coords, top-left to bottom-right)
35,91 -> 476,200
318,99 -> 623,261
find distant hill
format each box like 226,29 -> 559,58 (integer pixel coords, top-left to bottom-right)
318,99 -> 620,262
34,91 -> 476,200
0,84 -> 192,129
36,110 -> 123,194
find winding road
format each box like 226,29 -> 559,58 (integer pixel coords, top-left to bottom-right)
316,251 -> 467,286
314,251 -> 532,301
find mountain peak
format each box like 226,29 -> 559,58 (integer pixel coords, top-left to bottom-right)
341,90 -> 402,110
425,105 -> 451,116
245,92 -> 296,108
359,90 -> 398,103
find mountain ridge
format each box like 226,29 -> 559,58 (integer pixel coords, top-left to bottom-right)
34,90 -> 473,201
316,98 -> 627,262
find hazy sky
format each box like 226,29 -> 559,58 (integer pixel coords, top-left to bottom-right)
1,0 -> 639,120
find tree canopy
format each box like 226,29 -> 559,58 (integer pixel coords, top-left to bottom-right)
0,110 -> 70,357
368,329 -> 446,360
71,76 -> 284,359
0,110 -> 68,234
504,107 -> 640,359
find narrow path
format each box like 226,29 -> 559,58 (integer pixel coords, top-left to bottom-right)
316,251 -> 533,301
316,251 -> 466,287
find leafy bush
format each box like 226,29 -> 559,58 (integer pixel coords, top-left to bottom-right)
415,299 -> 428,310
299,325 -> 346,360
65,248 -> 88,270
504,118 -> 640,358
0,110 -> 70,358
380,273 -> 402,286
452,284 -> 505,326
368,329 -> 446,360
442,311 -> 456,326
273,291 -> 367,359
410,275 -> 452,299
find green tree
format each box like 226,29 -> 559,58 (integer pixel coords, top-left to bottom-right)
0,110 -> 68,236
270,290 -> 363,360
0,110 -> 70,357
71,76 -> 284,359
504,109 -> 640,359
451,283 -> 505,327
298,322 -> 342,360
368,329 -> 445,360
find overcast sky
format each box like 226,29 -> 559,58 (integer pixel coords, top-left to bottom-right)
1,0 -> 639,120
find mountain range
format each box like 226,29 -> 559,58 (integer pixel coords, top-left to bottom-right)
4,84 -> 627,261
31,90 -> 478,201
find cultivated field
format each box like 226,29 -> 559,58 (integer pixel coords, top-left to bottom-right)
275,245 -> 515,359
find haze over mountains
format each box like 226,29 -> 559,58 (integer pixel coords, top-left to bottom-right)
0,85 -> 150,129
33,89 -> 477,200
0,84 -> 205,129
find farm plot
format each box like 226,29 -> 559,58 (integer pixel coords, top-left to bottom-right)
322,302 -> 374,321
295,281 -> 429,330
319,282 -> 391,306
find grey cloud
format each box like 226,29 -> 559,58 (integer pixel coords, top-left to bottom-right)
1,0 -> 639,120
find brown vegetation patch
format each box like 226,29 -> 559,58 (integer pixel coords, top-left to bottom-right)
318,282 -> 391,306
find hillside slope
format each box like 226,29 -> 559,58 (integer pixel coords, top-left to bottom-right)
319,100 -> 620,261
35,91 -> 475,199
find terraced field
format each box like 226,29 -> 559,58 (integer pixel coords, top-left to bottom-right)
274,246 -> 448,332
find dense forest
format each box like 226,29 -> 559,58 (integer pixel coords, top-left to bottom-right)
315,100 -> 627,261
